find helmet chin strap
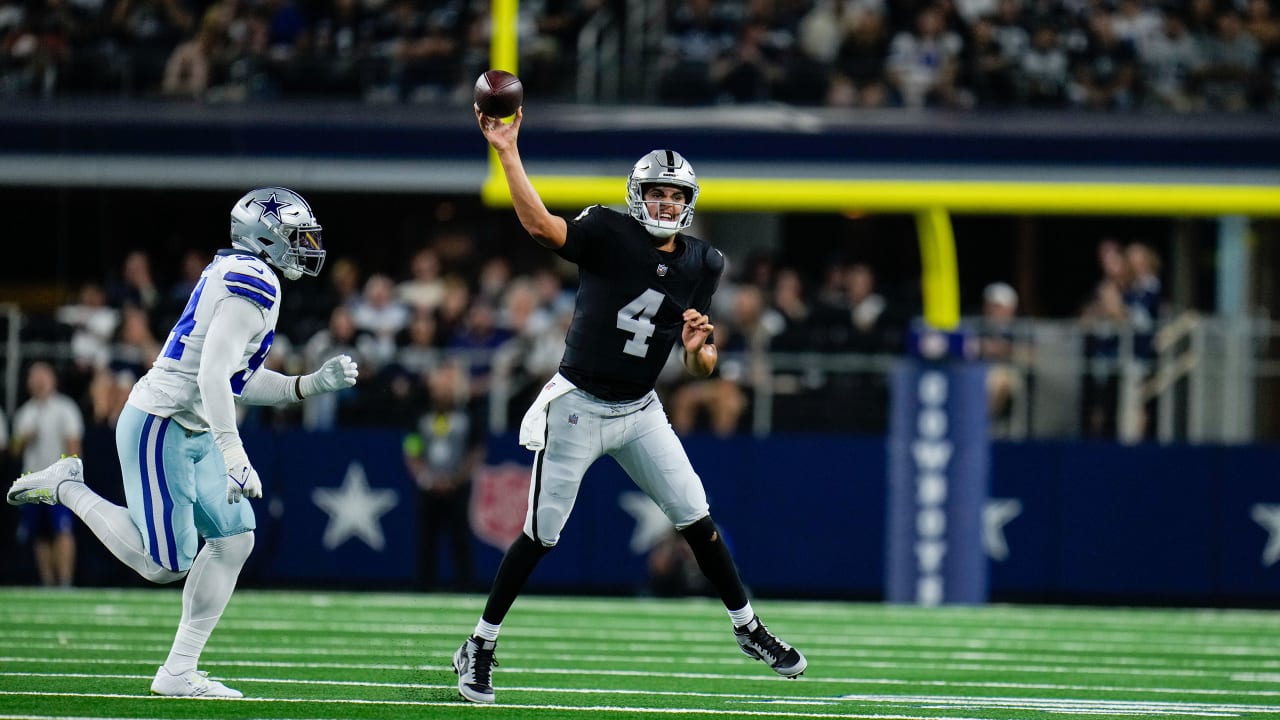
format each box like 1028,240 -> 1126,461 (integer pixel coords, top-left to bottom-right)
644,224 -> 678,239
281,266 -> 302,281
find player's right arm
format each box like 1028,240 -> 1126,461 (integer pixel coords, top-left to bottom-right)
199,296 -> 266,502
475,106 -> 567,249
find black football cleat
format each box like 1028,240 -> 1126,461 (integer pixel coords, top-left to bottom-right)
453,635 -> 498,703
735,616 -> 807,678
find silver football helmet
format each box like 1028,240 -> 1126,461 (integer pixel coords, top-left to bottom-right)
626,150 -> 699,239
229,187 -> 325,280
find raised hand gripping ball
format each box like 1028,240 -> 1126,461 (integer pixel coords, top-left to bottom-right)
474,70 -> 523,118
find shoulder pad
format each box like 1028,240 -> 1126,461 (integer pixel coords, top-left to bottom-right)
703,245 -> 726,277
220,256 -> 279,311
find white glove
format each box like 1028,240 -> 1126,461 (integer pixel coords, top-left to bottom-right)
300,354 -> 359,398
223,446 -> 262,504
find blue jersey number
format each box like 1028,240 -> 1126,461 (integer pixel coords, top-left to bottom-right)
161,277 -> 208,361
230,331 -> 274,396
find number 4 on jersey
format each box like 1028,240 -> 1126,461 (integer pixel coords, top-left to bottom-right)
616,289 -> 664,358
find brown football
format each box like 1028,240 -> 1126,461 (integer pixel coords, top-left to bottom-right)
474,70 -> 523,118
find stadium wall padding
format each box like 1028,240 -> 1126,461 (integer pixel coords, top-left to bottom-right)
24,428 -> 1280,605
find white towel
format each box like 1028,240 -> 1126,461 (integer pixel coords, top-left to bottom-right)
518,373 -> 577,450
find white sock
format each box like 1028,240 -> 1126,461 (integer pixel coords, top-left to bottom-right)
163,623 -> 209,675
60,483 -> 184,584
164,533 -> 254,674
473,620 -> 501,642
728,603 -> 755,629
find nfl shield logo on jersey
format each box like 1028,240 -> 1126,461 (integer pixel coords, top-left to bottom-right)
568,413 -> 579,426
656,263 -> 668,277
469,463 -> 531,551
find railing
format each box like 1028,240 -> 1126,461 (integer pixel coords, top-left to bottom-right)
4,312 -> 1277,443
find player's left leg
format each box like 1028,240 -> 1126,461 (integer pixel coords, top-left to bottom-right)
611,396 -> 807,678
152,434 -> 255,699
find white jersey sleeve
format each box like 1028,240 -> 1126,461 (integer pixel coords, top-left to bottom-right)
128,251 -> 282,433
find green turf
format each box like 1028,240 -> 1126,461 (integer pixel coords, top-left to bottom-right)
1,587 -> 1278,719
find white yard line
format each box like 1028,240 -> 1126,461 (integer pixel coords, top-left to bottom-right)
3,614 -> 1277,658
4,667 -> 1280,701
1,685 -> 1276,718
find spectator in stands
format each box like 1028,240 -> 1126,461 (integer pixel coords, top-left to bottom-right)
1124,240 -> 1162,361
11,361 -> 83,587
107,250 -> 160,317
670,283 -> 775,437
301,305 -> 373,429
1242,0 -> 1279,110
160,12 -> 228,99
978,281 -> 1024,434
398,246 -> 446,312
829,7 -> 890,108
56,281 -> 119,376
295,0 -> 373,98
350,272 -> 410,367
886,4 -> 968,108
840,262 -> 893,352
655,0 -> 736,104
1112,0 -> 1161,49
0,0 -> 73,97
964,14 -> 1017,107
1071,10 -> 1139,110
1080,238 -> 1131,439
1198,10 -> 1260,112
109,305 -> 160,379
711,16 -> 787,104
370,0 -> 460,103
768,266 -> 813,351
392,307 -> 442,379
433,274 -> 472,347
990,0 -> 1028,69
403,360 -> 481,591
110,0 -> 194,93
1139,10 -> 1204,112
475,256 -> 513,309
446,299 -> 512,401
1018,23 -> 1070,108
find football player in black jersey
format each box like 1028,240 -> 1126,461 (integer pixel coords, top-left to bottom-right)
451,104 -> 807,704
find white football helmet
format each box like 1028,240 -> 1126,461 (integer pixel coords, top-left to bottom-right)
229,187 -> 325,280
626,150 -> 699,239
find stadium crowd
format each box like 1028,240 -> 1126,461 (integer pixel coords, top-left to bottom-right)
16,213 -> 1164,442
0,0 -> 1276,112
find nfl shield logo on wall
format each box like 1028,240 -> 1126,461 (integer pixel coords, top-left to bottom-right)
469,462 -> 531,551
656,263 -> 668,277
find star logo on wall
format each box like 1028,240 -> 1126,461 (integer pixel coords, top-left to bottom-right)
312,462 -> 398,551
1250,504 -> 1280,567
983,498 -> 1022,562
254,191 -> 292,222
619,491 -> 673,555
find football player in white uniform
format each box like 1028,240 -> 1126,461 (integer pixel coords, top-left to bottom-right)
7,187 -> 358,698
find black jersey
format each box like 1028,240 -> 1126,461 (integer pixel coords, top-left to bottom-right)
553,205 -> 724,401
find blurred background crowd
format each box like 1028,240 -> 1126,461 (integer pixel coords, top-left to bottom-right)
1,0 -> 1278,113
13,210 -> 1168,446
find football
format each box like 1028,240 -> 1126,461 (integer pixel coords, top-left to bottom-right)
474,70 -> 523,118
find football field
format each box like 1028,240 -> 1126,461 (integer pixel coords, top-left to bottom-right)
1,587 -> 1278,720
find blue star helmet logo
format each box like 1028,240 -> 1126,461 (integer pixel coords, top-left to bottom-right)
253,192 -> 292,223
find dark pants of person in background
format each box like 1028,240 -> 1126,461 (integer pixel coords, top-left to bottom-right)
418,486 -> 472,592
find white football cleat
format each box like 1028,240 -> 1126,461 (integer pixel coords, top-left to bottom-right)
7,456 -> 83,506
150,666 -> 243,698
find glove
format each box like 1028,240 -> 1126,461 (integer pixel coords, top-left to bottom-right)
299,354 -> 359,398
223,446 -> 262,504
